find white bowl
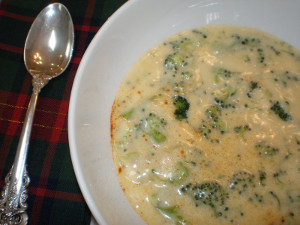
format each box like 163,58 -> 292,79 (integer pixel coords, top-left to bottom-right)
68,0 -> 300,224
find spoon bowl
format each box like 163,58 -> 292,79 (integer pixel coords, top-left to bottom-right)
0,3 -> 74,225
24,3 -> 74,78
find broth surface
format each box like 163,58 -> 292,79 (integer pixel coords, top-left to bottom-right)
111,25 -> 300,225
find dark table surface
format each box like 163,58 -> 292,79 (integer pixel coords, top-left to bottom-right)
0,0 -> 127,224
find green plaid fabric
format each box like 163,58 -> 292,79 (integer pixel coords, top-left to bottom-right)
0,0 -> 127,224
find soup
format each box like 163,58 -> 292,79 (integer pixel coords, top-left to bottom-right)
111,25 -> 300,225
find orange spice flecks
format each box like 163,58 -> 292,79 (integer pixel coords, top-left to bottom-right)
180,150 -> 186,158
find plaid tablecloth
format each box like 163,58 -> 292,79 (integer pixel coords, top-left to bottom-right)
0,0 -> 127,224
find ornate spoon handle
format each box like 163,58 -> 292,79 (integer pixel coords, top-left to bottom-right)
0,76 -> 50,225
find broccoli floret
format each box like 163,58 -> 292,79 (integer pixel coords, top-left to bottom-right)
192,30 -> 207,39
255,143 -> 279,156
181,71 -> 193,80
121,108 -> 134,119
270,101 -> 292,121
234,125 -> 251,140
269,191 -> 281,208
119,152 -> 139,166
231,35 -> 261,47
155,205 -> 187,224
152,191 -> 187,224
259,171 -> 267,186
249,81 -> 259,90
170,162 -> 189,184
257,48 -> 265,63
273,171 -> 285,188
164,54 -> 186,71
152,162 -> 189,184
173,96 -> 190,121
212,86 -> 237,109
181,182 -> 228,217
270,46 -> 281,55
206,105 -> 222,128
229,171 -> 255,194
213,68 -> 233,83
234,125 -> 251,134
246,81 -> 260,98
199,105 -> 225,139
251,193 -> 264,204
214,98 -> 235,109
139,113 -> 166,144
199,123 -> 212,138
243,55 -> 251,63
169,37 -> 193,50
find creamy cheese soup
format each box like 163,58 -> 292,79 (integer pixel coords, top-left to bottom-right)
111,25 -> 300,225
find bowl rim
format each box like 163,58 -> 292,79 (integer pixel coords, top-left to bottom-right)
68,1 -> 134,224
68,0 -> 300,224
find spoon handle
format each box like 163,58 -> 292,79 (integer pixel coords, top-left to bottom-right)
0,87 -> 40,225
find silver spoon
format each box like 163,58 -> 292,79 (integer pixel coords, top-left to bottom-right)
0,3 -> 74,225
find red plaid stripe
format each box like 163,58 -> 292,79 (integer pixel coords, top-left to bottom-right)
49,100 -> 68,143
0,42 -> 23,54
30,143 -> 59,223
0,180 -> 84,202
0,9 -> 34,22
4,93 -> 28,136
0,90 -> 68,143
74,24 -> 99,33
31,187 -> 85,202
74,0 -> 97,59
